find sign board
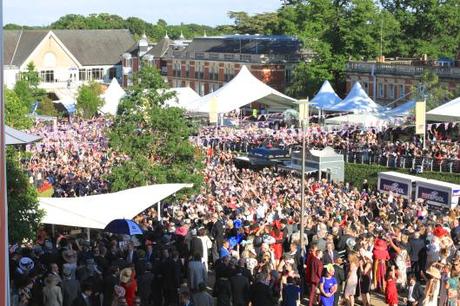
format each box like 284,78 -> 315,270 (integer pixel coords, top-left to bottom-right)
298,99 -> 309,124
416,181 -> 460,209
209,97 -> 218,124
415,100 -> 426,135
378,177 -> 411,198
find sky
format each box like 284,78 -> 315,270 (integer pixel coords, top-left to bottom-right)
4,0 -> 282,26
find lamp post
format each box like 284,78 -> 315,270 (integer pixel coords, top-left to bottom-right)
0,4 -> 10,304
298,98 -> 309,256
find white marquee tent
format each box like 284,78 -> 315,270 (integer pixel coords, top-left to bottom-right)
163,87 -> 200,110
384,100 -> 415,117
100,78 -> 126,116
427,96 -> 460,122
326,82 -> 383,113
39,184 -> 192,229
189,65 -> 296,113
310,80 -> 342,109
325,113 -> 390,128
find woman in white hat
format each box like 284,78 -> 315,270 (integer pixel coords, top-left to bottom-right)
423,264 -> 441,306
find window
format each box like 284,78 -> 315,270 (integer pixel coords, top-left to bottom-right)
91,68 -> 104,80
378,83 -> 384,98
209,64 -> 218,80
79,69 -> 87,81
195,62 -> 204,79
109,68 -> 117,80
185,63 -> 190,78
388,84 -> 395,99
363,82 -> 369,94
224,64 -> 234,82
399,84 -> 405,98
224,54 -> 234,61
285,69 -> 293,84
173,61 -> 181,77
40,70 -> 54,83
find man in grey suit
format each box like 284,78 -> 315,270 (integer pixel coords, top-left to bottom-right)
62,267 -> 80,306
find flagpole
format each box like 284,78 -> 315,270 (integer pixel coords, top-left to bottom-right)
0,0 -> 11,304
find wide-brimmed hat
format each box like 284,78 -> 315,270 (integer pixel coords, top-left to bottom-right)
120,268 -> 132,283
175,226 -> 188,237
19,257 -> 34,272
426,265 -> 441,279
62,249 -> 77,264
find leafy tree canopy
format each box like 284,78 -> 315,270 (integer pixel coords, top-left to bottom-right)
6,148 -> 44,243
5,88 -> 33,129
76,81 -> 104,119
109,66 -> 203,193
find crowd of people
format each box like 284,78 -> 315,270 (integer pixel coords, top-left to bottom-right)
10,144 -> 460,306
25,118 -> 127,197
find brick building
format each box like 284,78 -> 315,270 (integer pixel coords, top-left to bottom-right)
345,55 -> 460,105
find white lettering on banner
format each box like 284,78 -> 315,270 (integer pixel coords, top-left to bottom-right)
382,182 -> 405,195
421,191 -> 445,203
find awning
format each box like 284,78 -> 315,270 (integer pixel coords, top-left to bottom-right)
39,184 -> 192,229
5,125 -> 42,145
427,96 -> 460,122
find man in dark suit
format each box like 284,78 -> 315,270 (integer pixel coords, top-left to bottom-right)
137,262 -> 154,306
333,258 -> 345,306
249,272 -> 276,306
230,268 -> 250,306
405,274 -> 424,306
102,266 -> 119,306
125,242 -> 138,265
211,214 -> 225,263
72,282 -> 93,306
408,232 -> 426,280
322,242 -> 339,266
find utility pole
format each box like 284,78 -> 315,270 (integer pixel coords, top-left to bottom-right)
298,99 -> 309,256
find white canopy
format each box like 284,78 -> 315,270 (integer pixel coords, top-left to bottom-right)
427,96 -> 460,122
326,82 -> 382,113
5,125 -> 41,145
39,184 -> 192,229
310,80 -> 342,109
189,65 -> 296,113
384,100 -> 415,117
163,87 -> 200,110
325,113 -> 389,128
100,78 -> 126,116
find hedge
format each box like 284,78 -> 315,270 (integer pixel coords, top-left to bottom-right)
345,163 -> 460,190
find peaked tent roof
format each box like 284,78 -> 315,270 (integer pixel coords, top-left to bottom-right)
326,82 -> 382,113
384,100 -> 415,117
163,87 -> 200,110
310,80 -> 342,109
100,78 -> 126,115
190,65 -> 296,113
427,96 -> 460,122
39,184 -> 192,229
5,125 -> 42,145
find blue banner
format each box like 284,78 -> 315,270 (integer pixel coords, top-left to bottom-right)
417,186 -> 450,206
379,178 -> 409,197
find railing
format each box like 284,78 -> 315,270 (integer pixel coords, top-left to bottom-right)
346,62 -> 460,78
340,150 -> 460,173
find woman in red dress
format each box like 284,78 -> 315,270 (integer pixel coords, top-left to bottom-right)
385,265 -> 399,306
270,220 -> 284,266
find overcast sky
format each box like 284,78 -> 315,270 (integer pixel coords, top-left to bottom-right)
4,0 -> 282,26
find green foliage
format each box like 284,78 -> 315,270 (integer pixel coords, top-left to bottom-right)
6,148 -> 44,243
227,11 -> 281,34
109,66 -> 203,193
5,88 -> 33,129
413,70 -> 453,110
76,82 -> 104,119
345,163 -> 460,190
37,97 -> 59,117
14,63 -> 46,111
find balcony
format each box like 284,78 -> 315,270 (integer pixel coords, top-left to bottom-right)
346,61 -> 460,79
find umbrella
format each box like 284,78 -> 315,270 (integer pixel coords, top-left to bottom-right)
104,219 -> 143,235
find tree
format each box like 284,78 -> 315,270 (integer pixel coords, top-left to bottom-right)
76,82 -> 104,118
228,11 -> 281,34
6,148 -> 44,243
37,97 -> 59,117
109,66 -> 203,193
414,70 -> 452,110
5,89 -> 32,129
14,62 -> 46,111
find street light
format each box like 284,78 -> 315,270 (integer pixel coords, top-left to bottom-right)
297,98 -> 309,256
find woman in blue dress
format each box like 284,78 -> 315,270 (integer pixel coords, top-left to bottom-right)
320,264 -> 338,306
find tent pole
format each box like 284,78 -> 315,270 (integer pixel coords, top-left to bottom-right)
86,228 -> 90,241
157,201 -> 162,223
